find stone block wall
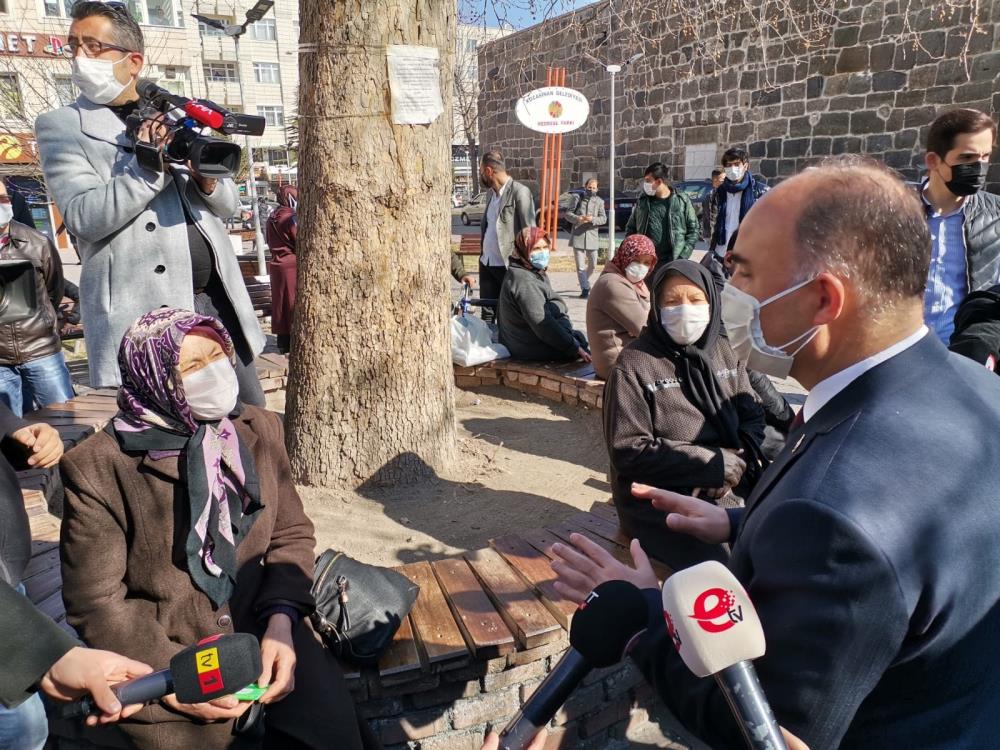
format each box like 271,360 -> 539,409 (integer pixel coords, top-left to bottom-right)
478,0 -> 1000,193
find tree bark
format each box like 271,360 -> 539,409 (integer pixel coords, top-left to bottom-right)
288,0 -> 456,488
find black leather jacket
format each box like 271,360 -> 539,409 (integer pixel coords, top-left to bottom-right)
960,189 -> 1000,294
0,221 -> 64,365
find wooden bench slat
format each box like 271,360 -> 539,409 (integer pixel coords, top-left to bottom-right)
375,613 -> 423,677
544,522 -> 632,566
567,510 -> 631,547
587,501 -> 620,523
518,527 -> 566,560
490,534 -> 577,629
431,557 -> 515,658
464,547 -> 561,650
396,561 -> 470,666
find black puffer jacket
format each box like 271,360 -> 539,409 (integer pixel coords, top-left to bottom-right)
0,220 -> 64,365
924,184 -> 1000,295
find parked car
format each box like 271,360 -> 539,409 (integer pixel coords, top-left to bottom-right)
672,179 -> 715,226
460,192 -> 488,225
535,188 -> 637,233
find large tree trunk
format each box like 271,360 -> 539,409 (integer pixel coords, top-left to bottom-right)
288,1 -> 456,488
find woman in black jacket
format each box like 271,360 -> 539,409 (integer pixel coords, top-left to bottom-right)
603,260 -> 765,570
498,228 -> 590,362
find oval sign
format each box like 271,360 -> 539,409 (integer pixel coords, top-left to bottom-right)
515,86 -> 590,134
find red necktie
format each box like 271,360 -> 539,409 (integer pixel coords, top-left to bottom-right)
790,409 -> 805,431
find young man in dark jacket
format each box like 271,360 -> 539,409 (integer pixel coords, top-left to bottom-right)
710,147 -> 769,257
624,162 -> 699,264
0,183 -> 74,416
921,108 -> 1000,344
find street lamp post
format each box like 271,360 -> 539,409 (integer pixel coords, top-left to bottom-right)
193,0 -> 275,276
587,52 -> 642,261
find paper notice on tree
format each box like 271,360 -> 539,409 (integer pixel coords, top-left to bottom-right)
386,45 -> 444,125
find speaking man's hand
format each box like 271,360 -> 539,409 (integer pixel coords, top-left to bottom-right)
632,483 -> 732,544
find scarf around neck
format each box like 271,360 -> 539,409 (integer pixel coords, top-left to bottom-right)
713,171 -> 759,248
113,308 -> 262,607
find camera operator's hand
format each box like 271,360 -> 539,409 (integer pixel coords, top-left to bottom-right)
136,113 -> 173,150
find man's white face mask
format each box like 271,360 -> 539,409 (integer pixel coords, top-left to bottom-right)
720,278 -> 819,379
72,54 -> 130,105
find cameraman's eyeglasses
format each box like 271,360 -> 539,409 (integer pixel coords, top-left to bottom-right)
61,36 -> 133,58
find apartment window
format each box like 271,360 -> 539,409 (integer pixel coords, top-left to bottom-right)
204,61 -> 239,83
149,65 -> 190,97
253,62 -> 279,84
42,0 -> 72,16
253,147 -> 288,166
257,105 -> 284,128
122,0 -> 179,26
198,14 -> 233,36
52,74 -> 76,106
0,73 -> 22,117
250,18 -> 276,41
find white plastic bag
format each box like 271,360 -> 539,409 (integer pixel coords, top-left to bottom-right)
451,315 -> 510,367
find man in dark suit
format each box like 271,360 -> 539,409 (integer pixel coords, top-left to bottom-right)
548,156 -> 1000,749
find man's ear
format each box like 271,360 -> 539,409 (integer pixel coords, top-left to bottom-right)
925,151 -> 942,173
813,272 -> 845,326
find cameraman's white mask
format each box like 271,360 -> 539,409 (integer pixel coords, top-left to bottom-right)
72,55 -> 129,105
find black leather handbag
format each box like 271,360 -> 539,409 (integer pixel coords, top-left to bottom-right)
310,550 -> 420,668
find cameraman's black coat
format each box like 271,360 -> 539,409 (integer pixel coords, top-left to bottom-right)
0,220 -> 65,366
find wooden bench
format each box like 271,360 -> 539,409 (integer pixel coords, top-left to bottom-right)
454,359 -> 606,409
458,235 -> 481,256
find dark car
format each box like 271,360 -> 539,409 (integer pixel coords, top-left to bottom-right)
536,188 -> 637,233
672,179 -> 715,222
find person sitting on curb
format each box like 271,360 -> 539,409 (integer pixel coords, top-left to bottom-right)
498,228 -> 591,363
586,234 -> 658,379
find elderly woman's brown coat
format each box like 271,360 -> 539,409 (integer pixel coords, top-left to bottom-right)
59,406 -> 375,750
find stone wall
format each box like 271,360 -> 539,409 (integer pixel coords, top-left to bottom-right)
478,0 -> 1000,193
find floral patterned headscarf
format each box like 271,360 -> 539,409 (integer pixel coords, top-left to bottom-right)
112,308 -> 262,607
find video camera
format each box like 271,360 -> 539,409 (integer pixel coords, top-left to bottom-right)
125,79 -> 267,180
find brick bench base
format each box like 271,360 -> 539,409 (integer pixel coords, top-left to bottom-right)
454,359 -> 605,410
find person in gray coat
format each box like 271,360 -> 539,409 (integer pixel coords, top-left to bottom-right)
33,2 -> 265,403
565,178 -> 607,299
498,228 -> 591,363
478,150 -> 536,322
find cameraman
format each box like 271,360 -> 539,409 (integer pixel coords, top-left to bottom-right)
34,1 -> 265,405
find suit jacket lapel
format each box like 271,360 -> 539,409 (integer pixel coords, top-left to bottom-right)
739,332 -> 947,527
76,96 -> 129,147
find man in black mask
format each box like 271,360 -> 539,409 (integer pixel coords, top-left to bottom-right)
921,108 -> 1000,344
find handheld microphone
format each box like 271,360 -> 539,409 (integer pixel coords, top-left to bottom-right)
57,632 -> 261,719
661,561 -> 788,750
498,581 -> 649,750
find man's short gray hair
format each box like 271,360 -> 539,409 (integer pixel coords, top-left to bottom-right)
793,155 -> 930,309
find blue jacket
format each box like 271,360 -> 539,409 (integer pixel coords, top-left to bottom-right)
632,333 -> 1000,749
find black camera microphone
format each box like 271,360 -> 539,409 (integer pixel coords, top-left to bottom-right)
498,580 -> 650,750
135,79 -> 266,136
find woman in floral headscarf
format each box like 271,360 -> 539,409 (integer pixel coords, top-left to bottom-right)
59,308 -> 378,750
585,234 -> 658,379
497,227 -> 591,362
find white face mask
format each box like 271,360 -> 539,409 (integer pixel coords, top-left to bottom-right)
641,180 -> 656,197
720,280 -> 819,379
724,165 -> 746,182
72,54 -> 130,105
624,262 -> 650,283
0,203 -> 12,228
660,304 -> 711,346
182,358 -> 239,421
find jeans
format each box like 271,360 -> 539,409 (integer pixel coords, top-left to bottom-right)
574,249 -> 597,291
0,586 -> 48,750
0,352 -> 75,417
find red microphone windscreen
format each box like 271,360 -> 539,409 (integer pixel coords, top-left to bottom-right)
169,632 -> 261,703
184,101 -> 225,130
569,580 -> 649,667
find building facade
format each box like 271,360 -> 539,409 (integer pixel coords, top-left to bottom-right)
477,0 -> 1000,197
0,0 -> 299,242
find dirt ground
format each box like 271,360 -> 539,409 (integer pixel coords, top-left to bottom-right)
268,386 -> 611,565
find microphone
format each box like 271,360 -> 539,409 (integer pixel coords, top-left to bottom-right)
57,632 -> 261,718
661,561 -> 788,750
135,79 -> 266,136
498,580 -> 649,750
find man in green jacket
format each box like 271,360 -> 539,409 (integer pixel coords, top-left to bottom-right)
624,162 -> 699,264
